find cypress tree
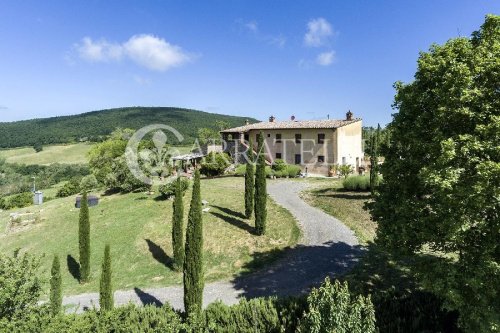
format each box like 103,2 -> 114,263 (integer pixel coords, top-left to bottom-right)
369,124 -> 380,194
244,137 -> 255,218
99,244 -> 113,311
254,132 -> 267,235
172,176 -> 185,271
49,255 -> 62,315
183,169 -> 204,316
79,191 -> 90,283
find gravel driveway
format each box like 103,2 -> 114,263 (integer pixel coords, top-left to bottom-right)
63,180 -> 362,312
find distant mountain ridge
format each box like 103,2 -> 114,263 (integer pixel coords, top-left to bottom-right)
0,107 -> 257,148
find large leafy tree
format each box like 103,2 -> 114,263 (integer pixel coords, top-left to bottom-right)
370,15 -> 499,332
183,170 -> 204,316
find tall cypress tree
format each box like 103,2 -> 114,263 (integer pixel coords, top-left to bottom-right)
99,244 -> 113,311
49,255 -> 62,315
183,169 -> 204,316
172,176 -> 185,271
79,191 -> 90,283
369,124 -> 380,194
254,132 -> 267,235
244,137 -> 255,218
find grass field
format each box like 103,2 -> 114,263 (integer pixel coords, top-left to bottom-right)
0,143 -> 195,166
0,177 -> 300,296
0,143 -> 92,165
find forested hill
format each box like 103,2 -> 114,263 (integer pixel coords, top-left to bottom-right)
0,107 -> 257,148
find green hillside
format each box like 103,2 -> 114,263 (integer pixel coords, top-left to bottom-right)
0,107 -> 257,148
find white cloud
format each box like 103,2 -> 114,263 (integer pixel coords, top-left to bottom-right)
74,34 -> 192,71
245,20 -> 258,33
133,75 -> 152,85
304,18 -> 334,47
316,51 -> 335,66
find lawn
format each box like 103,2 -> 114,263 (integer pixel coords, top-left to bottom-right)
0,177 -> 300,297
301,178 -> 376,244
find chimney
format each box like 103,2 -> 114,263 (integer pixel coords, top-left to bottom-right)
291,115 -> 296,121
346,110 -> 353,121
245,119 -> 250,125
269,115 -> 275,122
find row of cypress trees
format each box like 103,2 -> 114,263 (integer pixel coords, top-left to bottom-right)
245,132 -> 267,235
49,191 -> 114,315
171,170 -> 205,317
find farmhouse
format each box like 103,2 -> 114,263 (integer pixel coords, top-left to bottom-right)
221,111 -> 363,175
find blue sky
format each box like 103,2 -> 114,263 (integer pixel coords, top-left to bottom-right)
0,1 -> 498,126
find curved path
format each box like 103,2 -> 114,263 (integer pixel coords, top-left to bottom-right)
63,180 -> 362,312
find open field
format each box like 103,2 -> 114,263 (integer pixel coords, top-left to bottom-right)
0,143 -> 195,166
0,143 -> 92,165
0,177 -> 300,296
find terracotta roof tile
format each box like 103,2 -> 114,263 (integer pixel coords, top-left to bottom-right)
220,118 -> 361,133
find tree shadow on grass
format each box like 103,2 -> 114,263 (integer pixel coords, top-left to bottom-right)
231,241 -> 365,299
134,287 -> 163,307
66,254 -> 80,282
145,239 -> 174,270
313,191 -> 372,200
210,211 -> 256,235
211,205 -> 247,220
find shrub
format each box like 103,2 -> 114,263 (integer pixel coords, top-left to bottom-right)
343,175 -> 371,191
0,192 -> 33,210
33,143 -> 43,153
273,169 -> 289,178
0,250 -> 43,320
272,159 -> 287,172
265,166 -> 274,178
99,245 -> 113,311
200,152 -> 231,177
79,175 -> 99,192
299,277 -> 376,333
159,177 -> 190,198
286,165 -> 301,178
338,164 -> 353,178
234,164 -> 246,176
56,178 -> 81,198
49,255 -> 62,316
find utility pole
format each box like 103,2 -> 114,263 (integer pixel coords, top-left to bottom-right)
32,176 -> 36,193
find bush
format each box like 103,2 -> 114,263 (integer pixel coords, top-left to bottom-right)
200,152 -> 231,177
0,250 -> 43,321
0,192 -> 33,210
286,165 -> 301,178
234,164 -> 246,176
159,177 -> 190,198
33,143 -> 43,153
79,175 -> 99,192
299,278 -> 376,333
343,175 -> 371,191
272,159 -> 287,172
56,178 -> 81,198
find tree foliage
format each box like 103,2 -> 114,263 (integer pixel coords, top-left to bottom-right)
0,250 -> 42,320
199,152 -> 231,177
0,107 -> 256,148
370,15 -> 500,332
299,278 -> 376,333
183,170 -> 204,316
254,132 -> 267,235
78,191 -> 91,283
369,124 -> 381,193
172,177 -> 185,271
49,255 -> 62,316
99,244 -> 113,312
244,162 -> 255,219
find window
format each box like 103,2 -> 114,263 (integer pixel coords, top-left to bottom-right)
276,153 -> 282,159
318,133 -> 325,144
295,154 -> 301,164
317,155 -> 325,163
276,133 -> 282,143
267,133 -> 271,138
295,134 -> 302,144
342,157 -> 346,165
244,134 -> 249,141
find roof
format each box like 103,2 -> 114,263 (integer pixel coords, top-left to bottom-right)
220,118 -> 361,133
171,152 -> 206,161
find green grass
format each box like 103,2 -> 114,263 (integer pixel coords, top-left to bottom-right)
0,143 -> 195,166
0,177 -> 300,297
0,143 -> 92,165
301,178 -> 376,244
